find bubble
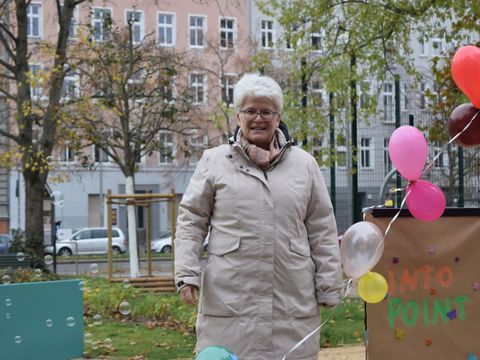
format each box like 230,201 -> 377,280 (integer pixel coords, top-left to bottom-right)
44,255 -> 54,266
78,281 -> 85,291
91,340 -> 99,350
66,316 -> 76,327
104,338 -> 113,347
84,333 -> 93,344
1,275 -> 11,284
5,313 -> 11,319
122,279 -> 130,289
14,335 -> 22,344
51,190 -> 64,207
119,301 -> 131,315
89,263 -> 99,275
16,252 -> 25,262
5,298 -> 12,306
46,319 -> 53,327
35,269 -> 42,277
93,314 -> 102,326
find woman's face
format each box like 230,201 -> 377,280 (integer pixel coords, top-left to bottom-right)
236,96 -> 280,150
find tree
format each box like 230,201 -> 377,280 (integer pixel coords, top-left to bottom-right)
71,19 -> 195,277
0,0 -> 85,267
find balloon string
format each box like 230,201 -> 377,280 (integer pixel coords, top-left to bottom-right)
384,187 -> 410,238
280,279 -> 354,360
422,110 -> 480,176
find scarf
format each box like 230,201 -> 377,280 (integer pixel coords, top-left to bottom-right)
239,132 -> 281,169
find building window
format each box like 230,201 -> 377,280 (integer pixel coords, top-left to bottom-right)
310,80 -> 324,108
383,138 -> 392,175
360,81 -> 371,108
29,64 -> 43,99
61,70 -> 79,100
60,144 -> 76,163
158,13 -> 175,46
126,10 -> 144,44
159,132 -> 174,164
419,81 -> 427,110
189,15 -> 206,48
94,146 -> 109,162
220,18 -> 236,48
189,73 -> 205,104
222,74 -> 236,105
382,82 -> 394,123
402,82 -> 409,111
336,135 -> 346,168
310,32 -> 322,51
92,8 -> 112,42
261,20 -> 274,49
432,38 -> 443,57
419,36 -> 428,56
27,3 -> 42,38
360,138 -> 373,169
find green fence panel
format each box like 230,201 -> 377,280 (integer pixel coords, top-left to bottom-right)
0,279 -> 84,360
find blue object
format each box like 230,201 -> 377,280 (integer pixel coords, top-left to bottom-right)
196,345 -> 239,360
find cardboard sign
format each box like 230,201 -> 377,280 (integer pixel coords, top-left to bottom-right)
366,209 -> 480,360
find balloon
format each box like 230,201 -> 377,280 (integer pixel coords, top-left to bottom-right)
340,221 -> 385,280
447,103 -> 480,148
196,346 -> 238,360
388,126 -> 428,181
451,46 -> 480,109
406,179 -> 446,222
357,271 -> 388,304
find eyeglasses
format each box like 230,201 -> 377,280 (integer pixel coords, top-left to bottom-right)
239,109 -> 277,121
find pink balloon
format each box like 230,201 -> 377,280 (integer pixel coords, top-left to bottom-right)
406,180 -> 446,222
388,126 -> 428,181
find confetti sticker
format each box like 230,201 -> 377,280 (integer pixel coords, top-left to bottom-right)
473,282 -> 480,291
427,247 -> 436,255
392,257 -> 399,265
429,288 -> 437,296
425,338 -> 432,346
394,328 -> 406,340
454,256 -> 460,263
467,352 -> 478,360
447,309 -> 457,320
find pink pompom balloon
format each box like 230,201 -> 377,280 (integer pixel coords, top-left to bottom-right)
388,126 -> 428,181
406,180 -> 446,222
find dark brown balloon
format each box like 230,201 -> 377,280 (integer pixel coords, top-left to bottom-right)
447,103 -> 480,148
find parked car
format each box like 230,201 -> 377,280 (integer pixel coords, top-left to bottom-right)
150,231 -> 209,253
44,227 -> 126,256
0,234 -> 13,254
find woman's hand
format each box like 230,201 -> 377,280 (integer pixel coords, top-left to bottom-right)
179,284 -> 199,306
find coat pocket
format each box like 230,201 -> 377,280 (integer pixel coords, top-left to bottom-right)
200,235 -> 244,316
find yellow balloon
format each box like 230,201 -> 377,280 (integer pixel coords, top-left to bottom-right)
357,272 -> 388,304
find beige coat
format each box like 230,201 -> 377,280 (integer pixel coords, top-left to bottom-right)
175,130 -> 342,360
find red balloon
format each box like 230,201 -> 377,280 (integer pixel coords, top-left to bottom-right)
447,103 -> 480,148
451,46 -> 480,108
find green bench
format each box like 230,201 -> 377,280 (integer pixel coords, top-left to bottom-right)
0,254 -> 31,268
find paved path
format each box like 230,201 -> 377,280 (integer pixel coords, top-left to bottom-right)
318,345 -> 365,359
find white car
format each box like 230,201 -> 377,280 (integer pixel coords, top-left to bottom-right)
45,227 -> 127,256
150,231 -> 209,253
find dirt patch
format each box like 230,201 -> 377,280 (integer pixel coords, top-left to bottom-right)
318,345 -> 365,360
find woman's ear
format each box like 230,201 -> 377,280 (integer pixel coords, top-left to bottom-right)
236,112 -> 241,125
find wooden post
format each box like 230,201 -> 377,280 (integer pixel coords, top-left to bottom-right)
146,203 -> 152,277
169,190 -> 176,278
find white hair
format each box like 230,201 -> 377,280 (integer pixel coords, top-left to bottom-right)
233,73 -> 283,113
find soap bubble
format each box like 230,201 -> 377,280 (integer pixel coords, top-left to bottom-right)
104,338 -> 113,347
5,313 -> 11,319
46,319 -> 53,327
119,301 -> 131,315
14,335 -> 22,344
122,279 -> 130,289
16,252 -> 25,262
44,255 -> 54,266
78,281 -> 85,291
5,298 -> 12,306
35,269 -> 42,277
84,333 -> 93,344
93,314 -> 102,326
89,263 -> 99,275
1,275 -> 11,285
66,316 -> 76,327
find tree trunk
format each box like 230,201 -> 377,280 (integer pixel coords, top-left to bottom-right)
125,176 -> 140,278
24,171 -> 46,268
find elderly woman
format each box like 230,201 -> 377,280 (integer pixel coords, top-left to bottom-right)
174,73 -> 342,360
